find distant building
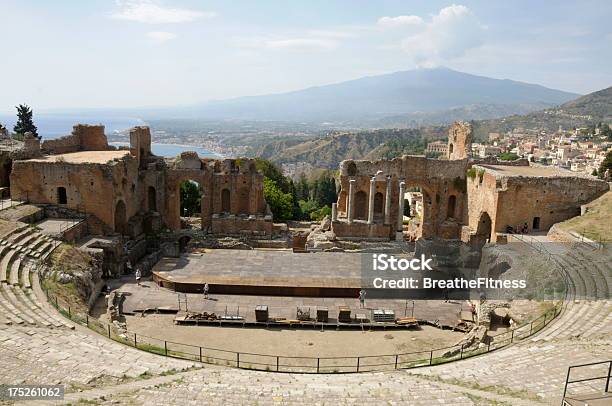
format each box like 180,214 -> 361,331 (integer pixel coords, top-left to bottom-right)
425,141 -> 448,155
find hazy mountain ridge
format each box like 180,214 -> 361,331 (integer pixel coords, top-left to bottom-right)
472,86 -> 612,138
183,68 -> 578,125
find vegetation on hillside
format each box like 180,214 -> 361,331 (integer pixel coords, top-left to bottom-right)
249,127 -> 446,168
252,158 -> 337,221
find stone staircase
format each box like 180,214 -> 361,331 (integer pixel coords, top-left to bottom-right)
0,224 -> 73,329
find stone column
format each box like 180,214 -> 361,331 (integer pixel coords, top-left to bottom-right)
397,181 -> 406,232
331,203 -> 338,221
367,177 -> 376,225
384,176 -> 392,225
347,179 -> 355,224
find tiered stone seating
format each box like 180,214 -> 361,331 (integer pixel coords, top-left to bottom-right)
0,225 -> 71,328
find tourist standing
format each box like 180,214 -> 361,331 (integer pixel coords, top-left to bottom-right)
204,282 -> 209,299
135,268 -> 141,286
358,289 -> 366,308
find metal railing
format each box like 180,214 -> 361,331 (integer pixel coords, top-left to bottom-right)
562,360 -> 611,405
43,284 -> 562,374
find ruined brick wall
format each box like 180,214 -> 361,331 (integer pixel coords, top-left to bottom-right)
466,167 -> 610,242
41,124 -> 108,155
10,155 -> 140,234
163,155 -> 268,232
130,126 -> 152,168
335,155 -> 469,240
447,121 -> 472,160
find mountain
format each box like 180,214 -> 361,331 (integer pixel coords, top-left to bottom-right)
180,67 -> 578,125
472,86 -> 612,138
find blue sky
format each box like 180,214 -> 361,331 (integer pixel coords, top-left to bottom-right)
1,0 -> 610,110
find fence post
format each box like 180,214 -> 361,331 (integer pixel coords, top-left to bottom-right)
429,351 -> 433,365
606,361 -> 612,393
356,357 -> 360,373
107,324 -> 111,338
134,333 -> 137,348
164,341 -> 168,356
510,329 -> 515,343
317,358 -> 320,373
276,356 -> 279,372
68,306 -> 71,318
395,354 -> 399,369
199,347 -> 202,363
55,297 -> 58,308
529,321 -> 533,336
236,352 -> 240,368
86,314 -> 89,327
460,344 -> 464,360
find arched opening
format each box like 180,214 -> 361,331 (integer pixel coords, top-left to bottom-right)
221,188 -> 231,213
346,161 -> 357,176
57,187 -> 67,205
532,216 -> 540,230
449,143 -> 454,155
476,212 -> 492,242
179,180 -> 202,229
354,191 -> 367,220
237,188 -> 250,214
0,159 -> 12,189
114,200 -> 127,235
373,192 -> 384,215
147,186 -> 157,212
447,195 -> 456,219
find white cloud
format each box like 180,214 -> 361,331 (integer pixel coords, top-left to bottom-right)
381,4 -> 486,66
146,31 -> 177,41
235,36 -> 339,52
112,0 -> 215,24
377,15 -> 424,28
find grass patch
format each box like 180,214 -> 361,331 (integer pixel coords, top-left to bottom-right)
558,190 -> 612,242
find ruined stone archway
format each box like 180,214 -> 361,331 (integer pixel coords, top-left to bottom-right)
148,186 -> 157,212
447,195 -> 456,219
373,192 -> 384,215
354,190 -> 367,220
114,200 -> 127,235
221,188 -> 231,213
476,212 -> 492,242
179,179 -> 203,229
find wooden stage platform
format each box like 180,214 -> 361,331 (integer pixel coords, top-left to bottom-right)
152,249 -> 369,297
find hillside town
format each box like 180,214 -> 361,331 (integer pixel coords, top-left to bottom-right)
427,123 -> 612,177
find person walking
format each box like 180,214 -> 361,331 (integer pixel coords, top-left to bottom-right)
135,268 -> 141,286
358,289 -> 366,308
204,282 -> 209,299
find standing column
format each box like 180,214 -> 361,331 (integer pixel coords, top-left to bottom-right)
397,181 -> 406,232
384,176 -> 392,225
347,179 -> 355,224
367,177 -> 376,225
331,203 -> 338,222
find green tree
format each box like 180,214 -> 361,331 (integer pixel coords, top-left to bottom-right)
295,173 -> 310,201
263,178 -> 293,221
180,180 -> 201,216
312,172 -> 337,207
310,205 -> 332,221
254,158 -> 289,192
13,104 -> 38,138
599,150 -> 612,178
498,152 -> 520,161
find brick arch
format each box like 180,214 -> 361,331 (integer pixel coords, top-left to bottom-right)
166,171 -> 208,231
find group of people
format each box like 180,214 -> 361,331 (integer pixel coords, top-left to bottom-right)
506,222 -> 529,234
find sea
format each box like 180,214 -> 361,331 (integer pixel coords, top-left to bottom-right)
0,113 -> 220,158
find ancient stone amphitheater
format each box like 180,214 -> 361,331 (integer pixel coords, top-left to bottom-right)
0,225 -> 610,405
